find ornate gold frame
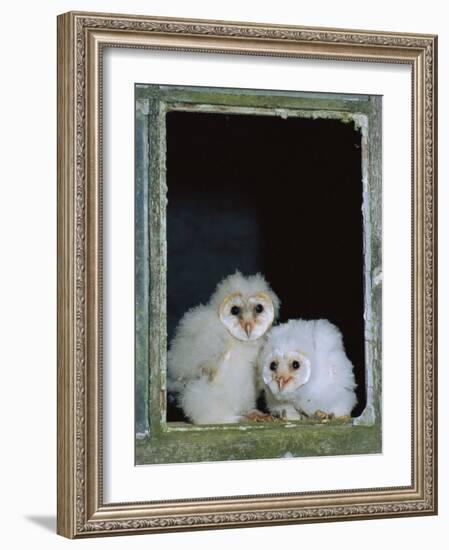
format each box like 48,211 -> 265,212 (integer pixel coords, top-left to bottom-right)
57,11 -> 438,538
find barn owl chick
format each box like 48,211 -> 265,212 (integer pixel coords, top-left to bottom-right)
167,272 -> 280,424
259,319 -> 357,420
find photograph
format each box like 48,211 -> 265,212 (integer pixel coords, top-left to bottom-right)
55,9 -> 437,538
135,83 -> 382,464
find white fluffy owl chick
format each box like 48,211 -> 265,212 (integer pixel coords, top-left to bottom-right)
259,319 -> 357,420
167,271 -> 280,425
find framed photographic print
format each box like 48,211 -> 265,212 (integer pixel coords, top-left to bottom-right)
57,11 -> 437,538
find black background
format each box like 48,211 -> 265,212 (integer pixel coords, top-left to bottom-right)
166,110 -> 366,418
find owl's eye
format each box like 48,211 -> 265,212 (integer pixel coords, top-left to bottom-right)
230,305 -> 240,316
291,361 -> 300,370
269,362 -> 278,371
255,304 -> 264,314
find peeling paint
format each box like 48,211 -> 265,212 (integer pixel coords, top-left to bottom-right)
359,109 -> 376,428
169,102 -> 367,126
352,112 -> 369,134
275,108 -> 289,119
373,267 -> 383,288
353,404 -> 376,426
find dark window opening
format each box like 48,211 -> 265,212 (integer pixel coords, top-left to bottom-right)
165,110 -> 366,421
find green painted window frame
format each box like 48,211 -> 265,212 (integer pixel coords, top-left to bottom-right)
135,84 -> 382,465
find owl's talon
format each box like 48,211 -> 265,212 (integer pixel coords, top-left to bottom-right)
314,410 -> 335,422
243,410 -> 274,422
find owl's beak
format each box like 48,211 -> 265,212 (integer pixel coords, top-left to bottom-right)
276,375 -> 292,390
242,320 -> 255,337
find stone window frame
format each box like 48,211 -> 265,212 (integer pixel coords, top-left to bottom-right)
135,84 -> 382,465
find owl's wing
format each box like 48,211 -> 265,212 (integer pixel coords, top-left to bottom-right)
167,305 -> 228,391
299,321 -> 357,416
326,349 -> 357,389
313,320 -> 357,389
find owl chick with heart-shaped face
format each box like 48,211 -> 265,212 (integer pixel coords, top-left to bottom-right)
259,319 -> 357,420
167,271 -> 280,425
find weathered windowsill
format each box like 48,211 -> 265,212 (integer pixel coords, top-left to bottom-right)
136,421 -> 381,465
